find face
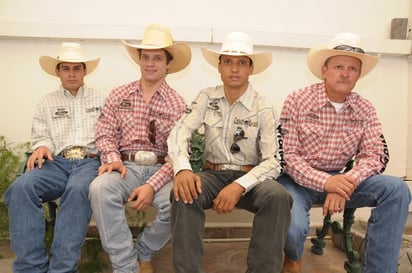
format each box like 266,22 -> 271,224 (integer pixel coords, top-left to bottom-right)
218,55 -> 253,90
139,49 -> 172,84
55,62 -> 86,95
321,55 -> 362,102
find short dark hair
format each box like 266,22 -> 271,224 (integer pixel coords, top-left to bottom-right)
56,62 -> 86,70
218,55 -> 253,66
137,48 -> 174,64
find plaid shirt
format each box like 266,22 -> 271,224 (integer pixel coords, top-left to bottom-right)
167,84 -> 284,193
95,80 -> 186,192
280,82 -> 389,192
31,85 -> 106,155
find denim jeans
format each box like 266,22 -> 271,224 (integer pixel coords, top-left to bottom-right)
171,170 -> 293,273
89,161 -> 172,273
277,173 -> 411,273
3,156 -> 100,273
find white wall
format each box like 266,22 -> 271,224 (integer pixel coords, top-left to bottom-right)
1,0 -> 411,222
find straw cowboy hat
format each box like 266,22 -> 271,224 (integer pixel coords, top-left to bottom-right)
122,24 -> 191,74
307,33 -> 380,79
201,32 -> 272,75
39,42 -> 100,77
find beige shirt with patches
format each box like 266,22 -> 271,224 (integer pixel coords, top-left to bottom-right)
167,83 -> 284,193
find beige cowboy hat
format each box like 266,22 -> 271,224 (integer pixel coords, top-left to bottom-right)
39,42 -> 100,77
201,31 -> 272,75
307,33 -> 380,79
122,24 -> 191,74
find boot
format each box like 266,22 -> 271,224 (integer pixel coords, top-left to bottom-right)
138,260 -> 154,273
281,257 -> 302,273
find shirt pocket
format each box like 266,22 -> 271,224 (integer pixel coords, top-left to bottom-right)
339,127 -> 363,157
203,115 -> 223,146
299,123 -> 323,155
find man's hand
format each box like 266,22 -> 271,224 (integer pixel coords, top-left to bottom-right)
128,184 -> 155,210
98,161 -> 127,178
322,192 -> 347,216
213,182 -> 245,214
324,174 -> 356,200
173,170 -> 202,204
27,146 -> 53,170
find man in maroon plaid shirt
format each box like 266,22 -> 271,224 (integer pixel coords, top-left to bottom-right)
89,24 -> 191,273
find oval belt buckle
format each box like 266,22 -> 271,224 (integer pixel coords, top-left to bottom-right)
134,151 -> 158,166
64,146 -> 87,159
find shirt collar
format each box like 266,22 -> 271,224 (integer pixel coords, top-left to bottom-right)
317,82 -> 357,112
61,85 -> 85,98
133,80 -> 170,100
211,83 -> 255,111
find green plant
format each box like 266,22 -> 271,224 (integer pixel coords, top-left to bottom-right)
0,135 -> 31,237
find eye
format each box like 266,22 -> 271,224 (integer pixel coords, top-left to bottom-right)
223,59 -> 231,65
348,66 -> 358,72
239,60 -> 248,66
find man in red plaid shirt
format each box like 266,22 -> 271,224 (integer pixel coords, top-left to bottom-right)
89,24 -> 191,273
278,33 -> 411,273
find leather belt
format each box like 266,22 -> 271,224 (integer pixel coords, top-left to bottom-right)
121,153 -> 165,164
204,160 -> 255,173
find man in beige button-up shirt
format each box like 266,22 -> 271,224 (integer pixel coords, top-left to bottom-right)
167,31 -> 292,273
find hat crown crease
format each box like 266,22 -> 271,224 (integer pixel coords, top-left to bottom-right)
142,28 -> 173,47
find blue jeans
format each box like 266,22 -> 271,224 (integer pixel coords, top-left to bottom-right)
3,156 -> 100,273
89,161 -> 172,273
277,173 -> 411,273
171,170 -> 293,273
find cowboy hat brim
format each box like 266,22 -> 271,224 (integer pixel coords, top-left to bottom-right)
122,40 -> 192,74
307,46 -> 380,79
201,48 -> 272,75
39,56 -> 100,77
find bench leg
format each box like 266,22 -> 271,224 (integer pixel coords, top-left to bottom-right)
311,214 -> 332,255
339,208 -> 361,273
311,208 -> 361,273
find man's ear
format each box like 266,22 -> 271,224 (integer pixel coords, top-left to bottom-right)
249,64 -> 254,75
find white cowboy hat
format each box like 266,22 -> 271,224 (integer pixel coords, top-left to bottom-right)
122,24 -> 191,74
307,33 -> 380,79
39,42 -> 100,77
201,32 -> 272,75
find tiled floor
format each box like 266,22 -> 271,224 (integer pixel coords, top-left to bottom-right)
0,237 -> 347,273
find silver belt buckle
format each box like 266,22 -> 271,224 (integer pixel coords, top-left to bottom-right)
62,146 -> 87,159
220,164 -> 241,171
134,151 -> 157,166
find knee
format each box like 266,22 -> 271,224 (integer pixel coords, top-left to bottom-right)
3,176 -> 29,204
88,176 -> 107,201
268,183 -> 294,209
393,179 -> 411,204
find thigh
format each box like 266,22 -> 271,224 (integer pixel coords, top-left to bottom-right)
196,170 -> 236,209
152,181 -> 173,208
277,174 -> 314,211
90,168 -> 142,203
237,179 -> 290,212
66,157 -> 100,190
8,157 -> 70,202
346,174 -> 408,208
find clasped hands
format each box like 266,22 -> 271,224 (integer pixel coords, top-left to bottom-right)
323,174 -> 357,216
